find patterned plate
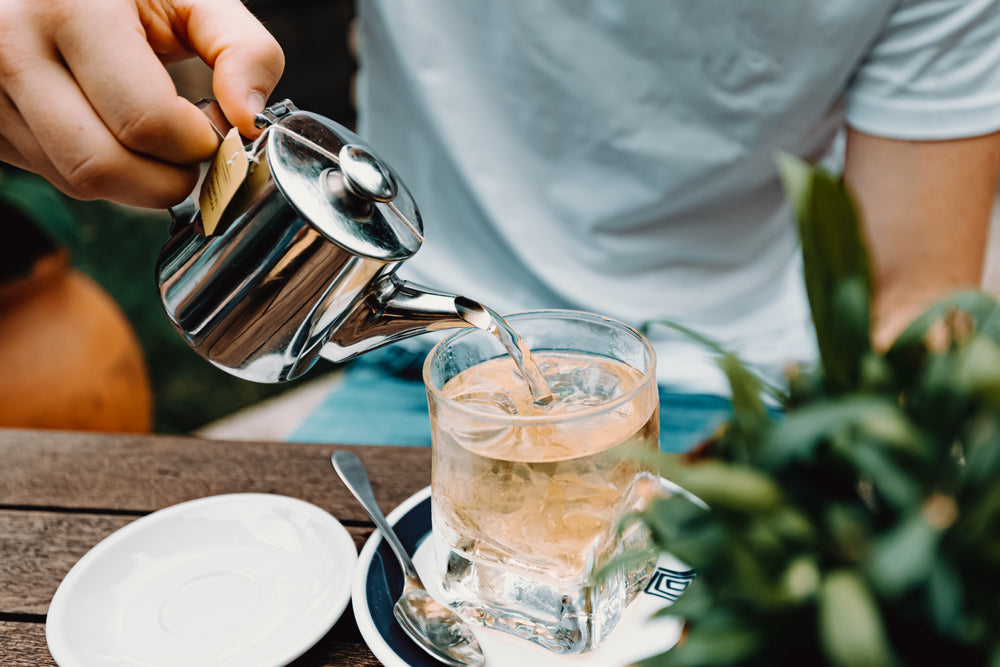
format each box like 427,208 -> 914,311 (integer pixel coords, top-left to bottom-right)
352,485 -> 695,667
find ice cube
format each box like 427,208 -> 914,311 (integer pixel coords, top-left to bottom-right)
582,362 -> 623,402
541,362 -> 623,410
453,390 -> 520,416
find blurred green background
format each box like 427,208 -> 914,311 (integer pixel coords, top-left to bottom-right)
63,0 -> 357,434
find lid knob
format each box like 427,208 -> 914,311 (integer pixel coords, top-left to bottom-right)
339,144 -> 397,203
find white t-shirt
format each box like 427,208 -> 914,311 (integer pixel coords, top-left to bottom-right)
354,0 -> 1000,393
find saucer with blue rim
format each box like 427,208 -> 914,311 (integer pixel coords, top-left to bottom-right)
352,485 -> 694,667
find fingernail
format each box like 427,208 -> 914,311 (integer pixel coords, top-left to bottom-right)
248,90 -> 267,115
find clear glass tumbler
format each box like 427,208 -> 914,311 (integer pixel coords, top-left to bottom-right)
424,310 -> 660,653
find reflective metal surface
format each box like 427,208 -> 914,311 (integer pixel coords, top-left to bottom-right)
332,451 -> 485,667
157,100 -> 481,383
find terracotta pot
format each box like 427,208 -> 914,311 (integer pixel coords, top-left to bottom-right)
0,250 -> 152,432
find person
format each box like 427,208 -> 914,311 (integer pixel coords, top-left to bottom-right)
3,1 -> 1000,451
0,0 -> 284,208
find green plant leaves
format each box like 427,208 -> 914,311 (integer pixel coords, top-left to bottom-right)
818,570 -> 894,667
955,335 -> 1000,408
867,511 -> 944,596
776,152 -> 872,393
926,558 -> 963,635
0,168 -> 79,248
644,319 -> 787,406
636,156 -> 1000,666
647,614 -> 762,666
0,167 -> 81,280
661,460 -> 782,513
760,395 -> 926,468
890,291 -> 1000,353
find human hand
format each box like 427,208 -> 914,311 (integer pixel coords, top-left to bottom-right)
0,0 -> 284,207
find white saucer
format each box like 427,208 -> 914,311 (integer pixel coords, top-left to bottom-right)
46,493 -> 357,667
353,486 -> 694,667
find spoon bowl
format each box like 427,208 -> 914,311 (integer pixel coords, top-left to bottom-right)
331,451 -> 485,666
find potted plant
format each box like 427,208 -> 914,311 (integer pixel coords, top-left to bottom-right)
636,156 -> 1000,666
0,166 -> 152,432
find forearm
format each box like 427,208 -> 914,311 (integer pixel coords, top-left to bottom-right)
843,127 -> 1000,348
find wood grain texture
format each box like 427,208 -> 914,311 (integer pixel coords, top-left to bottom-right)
0,510 -> 374,615
0,621 -> 382,666
0,511 -> 131,615
0,622 -> 56,667
0,428 -> 431,519
0,428 -> 429,666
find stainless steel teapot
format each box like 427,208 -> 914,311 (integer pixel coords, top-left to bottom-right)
156,99 -> 487,383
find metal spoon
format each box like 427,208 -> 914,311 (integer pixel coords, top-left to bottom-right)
331,451 -> 485,667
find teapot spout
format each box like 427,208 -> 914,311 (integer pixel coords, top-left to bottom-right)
319,275 -> 488,363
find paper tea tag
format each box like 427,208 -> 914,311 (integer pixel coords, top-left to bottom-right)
198,128 -> 249,235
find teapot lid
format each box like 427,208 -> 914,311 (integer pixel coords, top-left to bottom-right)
260,101 -> 423,262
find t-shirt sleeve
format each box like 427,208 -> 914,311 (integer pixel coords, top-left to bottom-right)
845,0 -> 1000,140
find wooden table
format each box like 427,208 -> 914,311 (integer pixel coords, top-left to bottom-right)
0,427 -> 431,666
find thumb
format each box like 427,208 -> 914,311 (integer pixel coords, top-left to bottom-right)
181,0 -> 285,137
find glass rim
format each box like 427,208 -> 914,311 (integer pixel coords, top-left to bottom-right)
422,309 -> 657,425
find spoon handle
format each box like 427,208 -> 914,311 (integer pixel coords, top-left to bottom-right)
332,451 -> 420,579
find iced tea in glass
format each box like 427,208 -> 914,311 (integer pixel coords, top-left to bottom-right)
424,310 -> 659,653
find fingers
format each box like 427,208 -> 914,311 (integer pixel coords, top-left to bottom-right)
55,2 -> 221,166
0,0 -> 282,207
0,94 -> 81,195
1,45 -> 201,207
181,0 -> 285,137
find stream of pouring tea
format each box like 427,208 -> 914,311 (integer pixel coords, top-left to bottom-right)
457,302 -> 553,405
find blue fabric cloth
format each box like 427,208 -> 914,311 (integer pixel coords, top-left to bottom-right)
656,391 -> 731,454
291,347 -> 433,447
290,349 -> 733,453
